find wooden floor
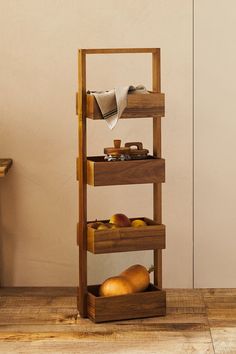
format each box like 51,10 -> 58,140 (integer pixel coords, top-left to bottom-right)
0,288 -> 235,353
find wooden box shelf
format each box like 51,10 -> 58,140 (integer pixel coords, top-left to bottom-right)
87,284 -> 166,323
84,92 -> 165,119
87,217 -> 166,254
85,156 -> 165,186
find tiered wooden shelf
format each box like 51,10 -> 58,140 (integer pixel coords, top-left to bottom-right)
77,48 -> 166,323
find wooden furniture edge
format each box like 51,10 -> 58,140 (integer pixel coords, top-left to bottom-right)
79,48 -> 160,55
0,159 -> 13,178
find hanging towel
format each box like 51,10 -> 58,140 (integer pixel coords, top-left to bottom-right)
87,85 -> 148,129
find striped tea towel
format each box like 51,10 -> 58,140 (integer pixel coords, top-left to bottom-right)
87,85 -> 148,129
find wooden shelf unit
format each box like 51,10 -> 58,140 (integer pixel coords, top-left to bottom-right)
77,48 -> 166,322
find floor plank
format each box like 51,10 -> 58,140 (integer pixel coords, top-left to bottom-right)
0,288 -> 235,353
202,288 -> 236,354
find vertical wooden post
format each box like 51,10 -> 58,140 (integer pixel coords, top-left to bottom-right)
78,49 -> 87,317
152,49 -> 163,288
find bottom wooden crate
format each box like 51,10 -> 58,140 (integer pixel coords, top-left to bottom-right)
87,284 -> 166,323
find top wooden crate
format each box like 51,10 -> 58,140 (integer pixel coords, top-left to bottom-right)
77,92 -> 165,119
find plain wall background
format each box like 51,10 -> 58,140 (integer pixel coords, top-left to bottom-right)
0,0 -> 193,287
194,0 -> 236,287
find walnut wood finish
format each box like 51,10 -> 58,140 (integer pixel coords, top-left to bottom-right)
85,92 -> 165,119
87,284 -> 166,323
0,159 -> 13,177
87,218 -> 166,254
86,156 -> 165,186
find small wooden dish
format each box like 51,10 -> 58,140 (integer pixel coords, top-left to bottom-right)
104,139 -> 130,157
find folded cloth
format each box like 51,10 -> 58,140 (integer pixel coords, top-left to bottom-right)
87,85 -> 148,129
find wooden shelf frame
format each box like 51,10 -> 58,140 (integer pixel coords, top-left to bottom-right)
77,47 -> 164,320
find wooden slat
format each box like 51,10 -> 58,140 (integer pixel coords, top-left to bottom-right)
202,288 -> 236,353
152,49 -> 163,288
83,48 -> 159,55
78,49 -> 87,318
0,287 -> 76,297
0,159 -> 13,178
202,288 -> 236,326
0,340 -> 214,354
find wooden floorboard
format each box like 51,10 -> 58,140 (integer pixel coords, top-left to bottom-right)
202,288 -> 236,354
0,288 -> 235,353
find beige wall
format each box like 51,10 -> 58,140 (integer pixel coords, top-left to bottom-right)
0,0 -> 193,287
194,0 -> 236,287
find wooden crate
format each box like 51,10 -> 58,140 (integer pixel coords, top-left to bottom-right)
87,284 -> 166,323
87,217 -> 166,254
85,156 -> 165,186
76,92 -> 165,119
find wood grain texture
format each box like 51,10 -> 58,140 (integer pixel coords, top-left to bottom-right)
78,49 -> 87,317
87,218 -> 166,254
86,156 -> 165,186
0,159 -> 13,178
202,288 -> 236,353
1,288 -> 233,353
86,92 -> 165,119
87,284 -> 166,323
152,49 -> 163,288
83,48 -> 160,54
